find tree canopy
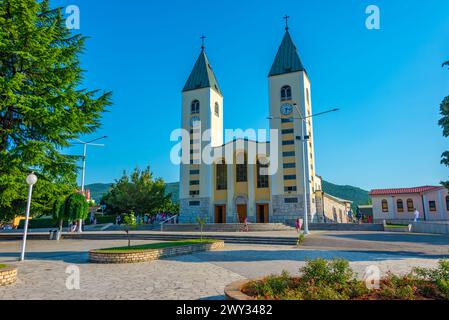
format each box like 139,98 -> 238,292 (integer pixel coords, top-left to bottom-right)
439,61 -> 449,188
101,167 -> 175,216
0,0 -> 112,220
64,192 -> 88,221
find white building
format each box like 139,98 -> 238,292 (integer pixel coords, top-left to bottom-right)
370,186 -> 449,223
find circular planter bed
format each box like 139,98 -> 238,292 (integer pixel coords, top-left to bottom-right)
225,259 -> 449,301
89,239 -> 224,264
0,264 -> 17,287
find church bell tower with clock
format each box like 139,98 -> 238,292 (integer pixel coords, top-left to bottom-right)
268,21 -> 318,223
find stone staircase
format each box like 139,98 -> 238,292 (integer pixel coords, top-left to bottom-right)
0,231 -> 298,246
160,223 -> 295,232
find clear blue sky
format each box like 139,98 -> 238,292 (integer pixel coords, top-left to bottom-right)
56,0 -> 449,191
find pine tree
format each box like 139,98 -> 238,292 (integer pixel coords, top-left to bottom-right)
0,0 -> 112,220
439,61 -> 449,188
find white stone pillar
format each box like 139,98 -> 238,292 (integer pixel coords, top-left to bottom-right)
248,164 -> 256,223
226,164 -> 234,223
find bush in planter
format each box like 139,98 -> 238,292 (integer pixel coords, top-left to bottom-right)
242,259 -> 449,300
414,259 -> 449,299
244,259 -> 367,300
296,234 -> 305,246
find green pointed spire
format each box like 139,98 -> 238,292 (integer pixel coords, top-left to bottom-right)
183,49 -> 222,95
269,30 -> 306,77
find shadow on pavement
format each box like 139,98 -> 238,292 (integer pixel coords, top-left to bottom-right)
0,251 -> 88,264
326,232 -> 449,246
170,249 -> 449,263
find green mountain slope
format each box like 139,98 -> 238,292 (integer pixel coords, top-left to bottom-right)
87,180 -> 369,207
321,180 -> 369,207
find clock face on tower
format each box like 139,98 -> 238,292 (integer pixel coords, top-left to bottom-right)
280,104 -> 294,116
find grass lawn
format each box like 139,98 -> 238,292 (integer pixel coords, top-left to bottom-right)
95,239 -> 219,253
0,264 -> 6,269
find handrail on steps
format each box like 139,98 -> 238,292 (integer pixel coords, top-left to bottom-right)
160,215 -> 178,231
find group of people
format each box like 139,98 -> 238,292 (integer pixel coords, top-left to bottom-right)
114,212 -> 178,226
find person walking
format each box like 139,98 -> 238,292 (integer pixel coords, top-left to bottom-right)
295,218 -> 302,234
414,208 -> 420,222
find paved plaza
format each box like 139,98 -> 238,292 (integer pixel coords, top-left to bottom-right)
0,231 -> 448,300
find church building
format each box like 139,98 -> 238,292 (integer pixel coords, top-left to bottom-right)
178,23 -> 351,225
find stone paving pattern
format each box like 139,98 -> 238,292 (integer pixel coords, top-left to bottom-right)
0,231 -> 448,300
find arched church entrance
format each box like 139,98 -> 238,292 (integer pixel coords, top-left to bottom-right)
235,196 -> 247,223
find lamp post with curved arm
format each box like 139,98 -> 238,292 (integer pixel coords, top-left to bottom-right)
72,136 -> 107,233
268,107 -> 339,235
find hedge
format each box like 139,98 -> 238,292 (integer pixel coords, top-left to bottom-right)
18,218 -> 57,229
17,215 -> 117,229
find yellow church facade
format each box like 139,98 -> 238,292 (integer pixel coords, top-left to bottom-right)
178,26 -> 351,225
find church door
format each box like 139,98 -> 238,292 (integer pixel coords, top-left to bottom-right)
215,205 -> 226,224
257,204 -> 269,223
236,205 -> 247,223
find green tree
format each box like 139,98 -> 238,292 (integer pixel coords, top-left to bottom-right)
195,215 -> 208,241
64,192 -> 88,232
122,212 -> 137,247
0,0 -> 112,221
439,61 -> 449,188
52,196 -> 66,232
102,167 -> 172,216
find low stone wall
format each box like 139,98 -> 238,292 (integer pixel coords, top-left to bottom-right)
0,265 -> 17,286
89,241 -> 224,264
308,223 -> 384,232
411,222 -> 449,235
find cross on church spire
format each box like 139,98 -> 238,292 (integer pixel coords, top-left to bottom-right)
200,35 -> 206,50
284,15 -> 290,31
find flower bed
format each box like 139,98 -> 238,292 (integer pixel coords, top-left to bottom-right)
225,259 -> 449,300
0,265 -> 17,287
89,239 -> 224,264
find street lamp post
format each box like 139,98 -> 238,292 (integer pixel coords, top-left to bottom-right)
20,172 -> 38,261
268,107 -> 339,235
293,103 -> 311,235
73,136 -> 107,233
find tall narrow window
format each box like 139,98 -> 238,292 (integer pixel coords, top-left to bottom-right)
281,86 -> 292,101
257,160 -> 269,188
446,196 -> 449,211
429,201 -> 437,212
407,199 -> 414,212
397,199 -> 404,213
381,199 -> 388,213
306,88 -> 310,106
214,102 -> 219,117
236,153 -> 247,182
216,160 -> 227,190
191,100 -> 200,114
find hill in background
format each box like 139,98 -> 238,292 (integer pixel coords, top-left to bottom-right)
86,180 -> 369,208
321,180 -> 369,208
